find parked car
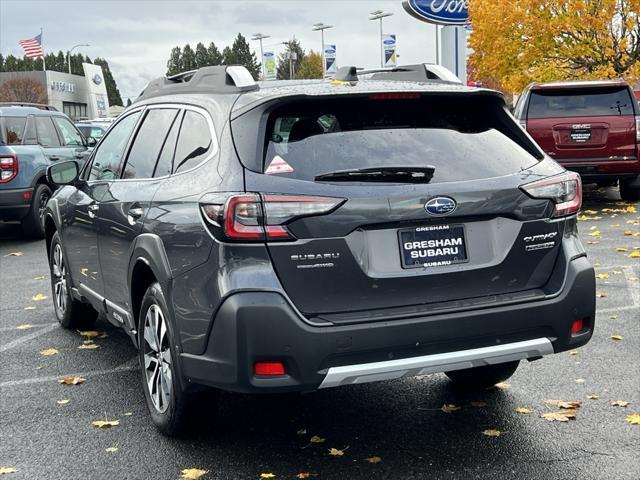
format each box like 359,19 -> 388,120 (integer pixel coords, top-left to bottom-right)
75,120 -> 109,142
0,103 -> 93,237
43,65 -> 595,435
514,80 -> 640,201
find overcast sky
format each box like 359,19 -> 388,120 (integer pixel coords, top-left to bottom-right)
0,0 -> 440,101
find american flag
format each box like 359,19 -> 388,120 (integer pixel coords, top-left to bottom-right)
19,34 -> 44,58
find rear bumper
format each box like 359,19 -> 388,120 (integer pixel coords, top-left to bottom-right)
0,187 -> 33,221
179,255 -> 595,393
558,154 -> 640,178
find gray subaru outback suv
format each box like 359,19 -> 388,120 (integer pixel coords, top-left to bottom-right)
43,65 -> 596,435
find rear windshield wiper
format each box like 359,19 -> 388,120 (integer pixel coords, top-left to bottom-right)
315,166 -> 435,183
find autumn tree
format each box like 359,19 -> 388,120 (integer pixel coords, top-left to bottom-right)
469,0 -> 640,93
295,50 -> 323,79
0,78 -> 47,103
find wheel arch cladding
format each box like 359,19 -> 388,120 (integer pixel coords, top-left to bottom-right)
44,214 -> 57,259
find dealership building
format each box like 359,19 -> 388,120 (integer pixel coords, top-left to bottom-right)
0,63 -> 110,120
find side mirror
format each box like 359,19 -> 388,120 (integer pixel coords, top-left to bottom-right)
47,161 -> 80,186
86,136 -> 97,147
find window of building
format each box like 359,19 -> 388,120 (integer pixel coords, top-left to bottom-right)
62,102 -> 88,121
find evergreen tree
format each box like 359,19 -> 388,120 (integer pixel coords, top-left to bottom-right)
56,51 -> 67,73
166,46 -> 183,76
20,56 -> 34,71
4,55 -> 19,71
277,39 -> 305,80
195,42 -> 209,68
207,42 -> 222,65
33,58 -> 43,71
93,58 -> 123,106
181,44 -> 196,71
44,53 -> 57,71
222,46 -> 236,65
228,33 -> 260,79
0,54 -> 4,72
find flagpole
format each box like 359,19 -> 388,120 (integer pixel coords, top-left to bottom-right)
41,28 -> 46,71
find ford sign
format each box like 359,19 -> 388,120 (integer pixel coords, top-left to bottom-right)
425,197 -> 457,216
325,48 -> 336,54
92,74 -> 103,85
383,39 -> 396,45
402,0 -> 469,26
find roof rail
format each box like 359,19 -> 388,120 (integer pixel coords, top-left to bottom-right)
0,102 -> 58,111
137,65 -> 259,101
334,64 -> 462,84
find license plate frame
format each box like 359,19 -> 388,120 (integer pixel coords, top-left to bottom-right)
398,224 -> 469,269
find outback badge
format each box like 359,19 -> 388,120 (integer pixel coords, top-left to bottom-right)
425,197 -> 457,216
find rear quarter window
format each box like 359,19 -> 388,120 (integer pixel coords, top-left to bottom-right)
1,116 -> 27,145
528,87 -> 635,118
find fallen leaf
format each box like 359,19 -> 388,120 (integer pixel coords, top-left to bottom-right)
616,247 -> 629,252
482,429 -> 502,437
365,456 -> 382,464
588,230 -> 601,237
595,273 -> 609,280
40,348 -> 59,356
611,335 -> 623,341
78,330 -> 100,338
596,291 -> 608,298
610,400 -> 630,407
610,315 -> 618,320
78,343 -> 99,350
569,350 -> 578,356
4,252 -> 23,257
32,293 -> 48,301
24,306 -> 36,310
296,428 -> 307,435
470,401 -> 487,407
124,412 -> 133,416
441,403 -> 461,413
328,447 -> 348,456
33,275 -> 45,280
105,447 -> 118,452
260,474 -> 275,479
515,406 -> 532,414
626,206 -> 637,213
626,413 -> 640,425
309,435 -> 325,444
58,376 -> 85,385
16,324 -> 33,330
296,474 -> 311,479
629,251 -> 640,258
575,378 -> 586,383
80,268 -> 89,276
584,210 -> 598,215
56,399 -> 70,405
623,230 -> 636,236
0,467 -> 17,475
613,270 -> 623,274
494,382 -> 511,389
545,400 -> 582,409
588,395 -> 599,400
180,469 -> 208,480
541,410 -> 577,422
587,240 -> 600,245
92,419 -> 119,429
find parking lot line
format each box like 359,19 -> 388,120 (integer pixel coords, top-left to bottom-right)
0,323 -> 58,353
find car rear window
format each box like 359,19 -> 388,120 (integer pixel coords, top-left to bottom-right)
528,87 -> 635,118
259,95 -> 542,183
1,116 -> 27,145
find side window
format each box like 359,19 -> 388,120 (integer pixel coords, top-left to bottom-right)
121,108 -> 179,179
35,116 -> 61,147
154,111 -> 182,178
53,117 -> 84,146
2,116 -> 26,145
88,111 -> 142,181
173,111 -> 213,173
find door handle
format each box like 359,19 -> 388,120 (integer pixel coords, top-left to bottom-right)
49,156 -> 60,161
87,204 -> 99,219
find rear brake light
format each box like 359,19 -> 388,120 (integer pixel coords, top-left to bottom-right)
0,154 -> 18,183
521,171 -> 582,217
635,116 -> 640,143
200,193 -> 344,242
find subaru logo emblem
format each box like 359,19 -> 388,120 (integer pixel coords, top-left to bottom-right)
425,197 -> 456,216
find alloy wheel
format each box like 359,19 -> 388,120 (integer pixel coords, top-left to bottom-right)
52,244 -> 67,314
143,304 -> 172,413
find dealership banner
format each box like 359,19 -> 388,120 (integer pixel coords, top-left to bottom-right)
382,34 -> 397,68
324,44 -> 337,77
263,51 -> 276,80
82,63 -> 110,118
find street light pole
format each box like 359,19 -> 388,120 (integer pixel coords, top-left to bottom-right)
369,10 -> 393,68
67,43 -> 90,75
251,33 -> 270,79
312,23 -> 334,79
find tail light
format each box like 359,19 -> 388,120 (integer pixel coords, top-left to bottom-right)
0,154 -> 18,183
635,116 -> 640,143
201,193 -> 344,242
521,171 -> 582,217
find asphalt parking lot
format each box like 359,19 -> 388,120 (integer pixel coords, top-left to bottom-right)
0,185 -> 638,480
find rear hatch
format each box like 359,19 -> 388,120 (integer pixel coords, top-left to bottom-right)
525,85 -> 637,162
234,91 -> 567,321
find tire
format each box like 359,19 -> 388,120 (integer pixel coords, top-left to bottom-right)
445,361 -> 520,390
49,231 -> 98,329
21,183 -> 52,239
139,282 -> 208,436
619,179 -> 640,202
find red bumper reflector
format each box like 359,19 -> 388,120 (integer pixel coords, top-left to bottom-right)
23,192 -> 31,199
254,361 -> 286,376
571,319 -> 584,334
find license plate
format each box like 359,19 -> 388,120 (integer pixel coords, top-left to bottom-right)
570,128 -> 591,142
398,225 -> 468,269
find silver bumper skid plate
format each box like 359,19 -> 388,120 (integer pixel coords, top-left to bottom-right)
318,337 -> 554,389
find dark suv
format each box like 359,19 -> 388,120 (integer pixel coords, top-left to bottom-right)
514,80 -> 640,201
43,66 -> 596,435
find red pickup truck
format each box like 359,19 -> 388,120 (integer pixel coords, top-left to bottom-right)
514,80 -> 640,201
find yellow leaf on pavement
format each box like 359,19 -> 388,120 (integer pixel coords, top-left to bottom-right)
611,335 -> 623,341
105,447 -> 118,452
295,473 -> 311,479
33,275 -> 45,280
78,330 -> 100,338
16,324 -> 33,330
78,343 -> 99,350
584,210 -> 598,215
541,410 -> 577,422
629,251 -> 640,258
626,206 -> 637,213
56,399 -> 70,405
4,252 -> 23,257
626,413 -> 640,425
441,403 -> 461,413
92,419 -> 119,429
0,467 -> 17,474
365,456 -> 382,464
569,350 -> 578,356
494,382 -> 511,389
595,273 -> 609,280
260,474 -> 276,479
596,291 -> 608,298
482,429 -> 502,437
309,435 -> 325,444
575,378 -> 586,383
545,400 -> 582,409
615,247 -> 628,252
588,395 -> 599,400
610,400 -> 630,407
40,348 -> 59,356
328,447 -> 346,456
588,230 -> 601,237
515,406 -> 532,414
58,377 -> 85,385
32,293 -> 48,301
180,469 -> 208,480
